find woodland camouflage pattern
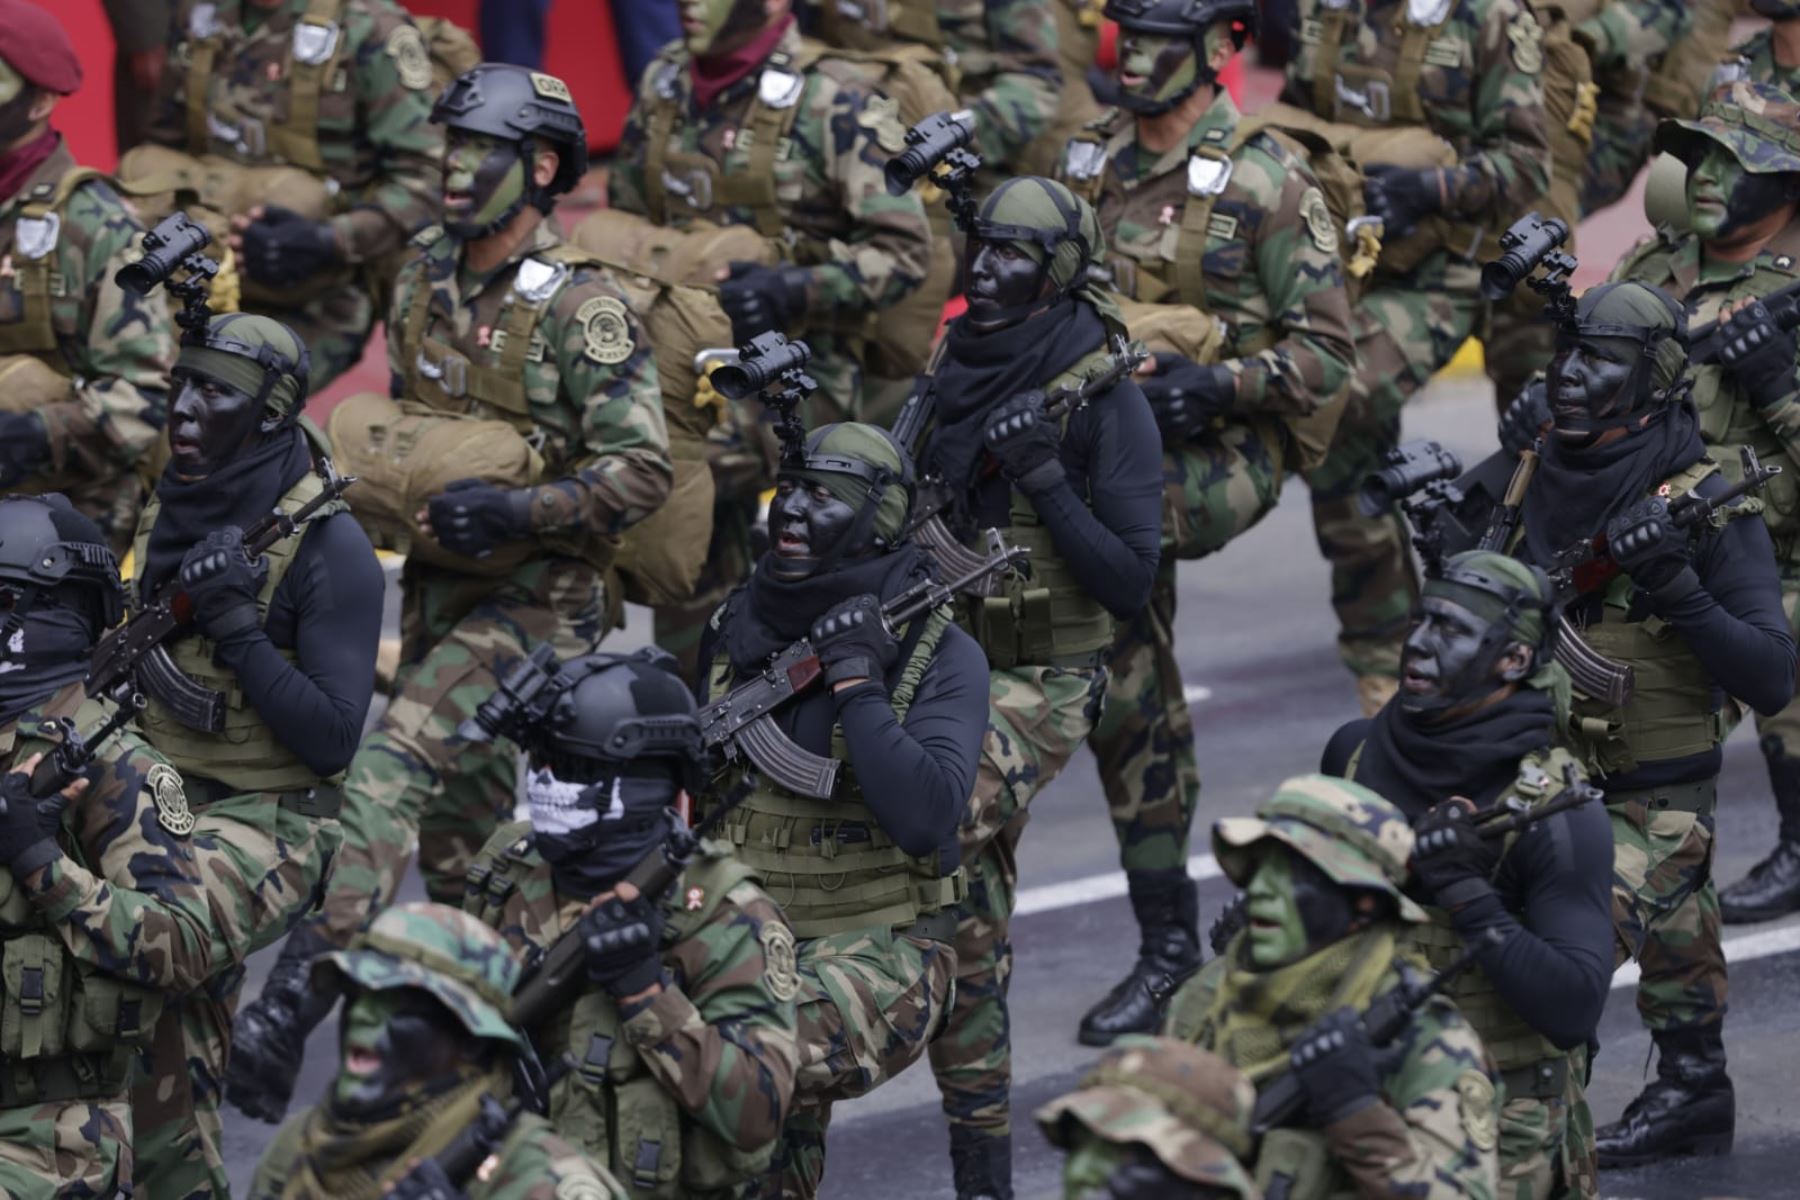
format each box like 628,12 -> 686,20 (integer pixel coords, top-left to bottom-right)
937,0 -> 1064,179
1578,0 -> 1715,215
0,141 -> 176,547
1608,790 -> 1727,1038
1728,26 -> 1800,96
1212,773 -> 1422,913
467,827 -> 799,1192
150,0 -> 445,384
608,23 -> 932,419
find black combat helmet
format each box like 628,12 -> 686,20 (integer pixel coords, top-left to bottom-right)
0,494 -> 123,634
1103,0 -> 1258,47
432,63 -> 588,234
522,647 -> 703,788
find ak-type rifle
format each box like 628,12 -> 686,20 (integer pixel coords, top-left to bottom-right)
84,465 -> 357,728
25,683 -> 146,800
698,528 -> 1030,799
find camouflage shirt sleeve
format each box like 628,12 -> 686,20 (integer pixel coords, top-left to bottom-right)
1227,140 -> 1355,417
1575,0 -> 1690,73
145,2 -> 189,147
329,5 -> 445,263
1324,999 -> 1499,1200
523,272 -> 674,538
1440,0 -> 1551,226
17,742 -> 220,993
621,882 -> 800,1152
605,78 -> 655,218
942,0 -> 1064,167
40,180 -> 176,478
489,1117 -> 630,1200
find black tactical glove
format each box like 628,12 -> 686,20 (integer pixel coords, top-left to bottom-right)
382,1157 -> 467,1200
1208,892 -> 1248,956
241,205 -> 342,287
0,412 -> 49,488
1411,801 -> 1499,903
1139,353 -> 1234,442
719,262 -> 810,343
1105,1155 -> 1194,1200
1718,300 -> 1799,409
426,478 -> 534,560
1498,377 -> 1552,457
1362,166 -> 1444,240
0,765 -> 68,876
983,389 -> 1064,490
1605,496 -> 1690,592
580,891 -> 667,998
811,593 -> 898,688
1291,1007 -> 1382,1126
179,526 -> 270,643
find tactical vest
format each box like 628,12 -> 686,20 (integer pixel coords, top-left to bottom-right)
132,468 -> 348,794
704,606 -> 965,939
0,166 -> 108,364
0,704 -> 168,1106
812,0 -> 946,50
465,834 -> 767,1197
182,0 -> 349,172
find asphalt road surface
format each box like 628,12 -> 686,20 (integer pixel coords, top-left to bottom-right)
215,373 -> 1800,1199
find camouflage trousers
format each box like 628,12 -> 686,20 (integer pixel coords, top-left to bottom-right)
1301,266 -> 1478,680
930,664 -> 1108,1135
1578,94 -> 1657,219
0,1098 -> 131,1199
654,500 -> 757,683
307,556 -> 608,946
1751,561 -> 1800,824
1496,1046 -> 1596,1200
132,793 -> 342,1200
246,280 -> 375,394
1607,781 -> 1726,1035
757,929 -> 957,1198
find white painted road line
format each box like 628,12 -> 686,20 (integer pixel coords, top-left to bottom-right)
1015,857 -> 1800,987
1183,684 -> 1213,704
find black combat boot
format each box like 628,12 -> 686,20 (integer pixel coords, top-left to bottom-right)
949,1126 -> 1013,1200
1721,735 -> 1800,924
1595,1025 -> 1735,1167
1077,869 -> 1203,1046
222,923 -> 339,1123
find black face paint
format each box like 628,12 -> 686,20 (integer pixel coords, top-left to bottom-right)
331,988 -> 470,1120
167,373 -> 265,477
1288,850 -> 1357,953
443,130 -> 529,240
1688,144 -> 1799,242
1547,338 -> 1638,447
0,89 -> 36,147
964,239 -> 1050,329
1399,596 -> 1510,716
1111,29 -> 1205,116
767,477 -> 872,581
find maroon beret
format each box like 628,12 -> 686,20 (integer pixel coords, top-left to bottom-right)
0,0 -> 83,96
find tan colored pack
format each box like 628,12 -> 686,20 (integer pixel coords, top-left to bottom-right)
1116,296 -> 1225,366
571,210 -> 776,287
414,17 -> 482,91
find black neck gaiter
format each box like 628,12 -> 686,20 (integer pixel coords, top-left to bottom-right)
0,605 -> 93,727
1355,686 -> 1557,820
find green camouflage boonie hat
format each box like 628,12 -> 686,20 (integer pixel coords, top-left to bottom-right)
1654,80 -> 1800,176
1036,1036 -> 1260,1196
175,313 -> 311,418
1213,775 -> 1425,922
312,901 -> 525,1051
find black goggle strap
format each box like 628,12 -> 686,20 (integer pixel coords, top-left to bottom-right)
1434,562 -> 1555,661
969,177 -> 1090,292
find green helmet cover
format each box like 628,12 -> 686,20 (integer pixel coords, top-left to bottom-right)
175,313 -> 310,418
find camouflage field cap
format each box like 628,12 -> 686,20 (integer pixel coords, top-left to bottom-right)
1213,775 -> 1425,922
313,901 -> 526,1051
1036,1036 -> 1260,1196
1654,80 -> 1800,176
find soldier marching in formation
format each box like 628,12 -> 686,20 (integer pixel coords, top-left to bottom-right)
17,0 -> 1800,1193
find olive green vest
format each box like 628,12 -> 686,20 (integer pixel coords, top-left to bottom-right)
0,697 -> 169,1106
465,833 -> 766,1198
913,348 -> 1120,669
811,0 -> 945,50
704,605 -> 965,939
0,166 -> 107,364
132,468 -> 345,793
183,0 -> 348,172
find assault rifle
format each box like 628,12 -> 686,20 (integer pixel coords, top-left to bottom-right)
84,464 -> 357,727
899,336 -> 1145,588
697,529 -> 1030,797
1249,928 -> 1504,1139
386,1057 -> 574,1196
1466,762 -> 1603,841
1684,281 -> 1800,366
25,684 -> 146,800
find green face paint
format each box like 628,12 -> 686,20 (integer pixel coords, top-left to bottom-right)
1688,143 -> 1797,241
1116,30 -> 1200,112
1061,1131 -> 1131,1199
331,988 -> 466,1117
1244,847 -> 1311,969
680,0 -> 765,56
444,130 -> 526,238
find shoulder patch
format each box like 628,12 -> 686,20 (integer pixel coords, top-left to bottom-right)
146,763 -> 195,836
386,24 -> 433,91
1508,17 -> 1544,74
759,920 -> 800,1003
575,295 -> 635,365
1457,1069 -> 1499,1152
1300,187 -> 1339,254
857,94 -> 908,155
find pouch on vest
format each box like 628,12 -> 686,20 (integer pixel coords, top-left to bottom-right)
1254,1125 -> 1340,1200
325,390 -> 545,575
65,966 -> 164,1054
570,211 -> 778,289
1,934 -> 68,1059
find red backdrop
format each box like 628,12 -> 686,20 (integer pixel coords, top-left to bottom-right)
53,0 -> 633,171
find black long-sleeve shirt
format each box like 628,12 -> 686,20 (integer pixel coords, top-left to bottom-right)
212,512 -> 383,779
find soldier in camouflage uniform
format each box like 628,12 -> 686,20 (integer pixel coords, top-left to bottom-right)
143,0 -> 443,389
1036,1036 -> 1262,1199
247,901 -> 625,1200
1499,278 -> 1797,1166
227,63 -> 673,1126
1283,0 -> 1550,710
703,422 -> 987,1197
464,647 -> 800,1197
1724,0 -> 1800,95
891,178 -> 1161,1197
1055,0 -> 1357,1046
0,495 -> 223,1200
0,3 -> 177,552
1324,551 -> 1614,1199
1164,775 -> 1502,1200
